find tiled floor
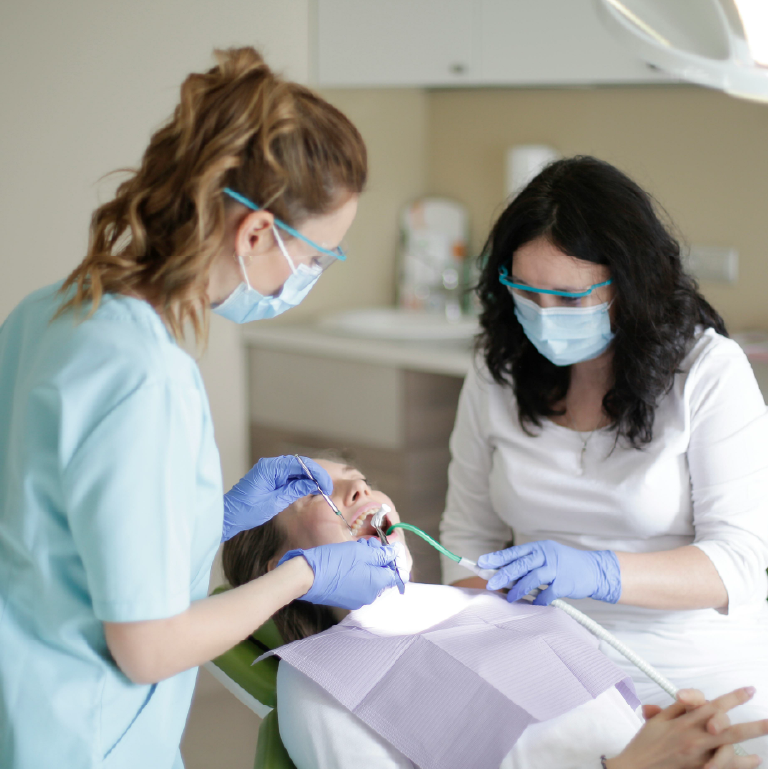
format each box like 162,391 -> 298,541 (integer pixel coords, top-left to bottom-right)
181,666 -> 262,769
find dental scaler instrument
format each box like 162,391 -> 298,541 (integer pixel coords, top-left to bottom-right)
294,455 -> 354,534
384,520 -> 749,756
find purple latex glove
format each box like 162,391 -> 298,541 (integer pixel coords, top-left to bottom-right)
222,455 -> 332,541
278,538 -> 401,610
478,540 -> 621,606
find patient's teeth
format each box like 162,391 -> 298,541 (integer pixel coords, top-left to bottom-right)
350,509 -> 378,535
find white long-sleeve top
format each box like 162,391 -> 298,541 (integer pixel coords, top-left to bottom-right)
441,328 -> 768,627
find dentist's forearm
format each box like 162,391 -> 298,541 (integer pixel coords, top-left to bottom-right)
615,546 -> 728,611
104,556 -> 314,684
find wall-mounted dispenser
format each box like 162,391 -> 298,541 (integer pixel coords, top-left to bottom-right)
505,145 -> 561,200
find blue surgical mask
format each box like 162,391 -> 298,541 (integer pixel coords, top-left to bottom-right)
212,227 -> 321,323
513,293 -> 615,366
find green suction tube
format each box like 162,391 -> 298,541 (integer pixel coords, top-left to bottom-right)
386,522 -> 461,563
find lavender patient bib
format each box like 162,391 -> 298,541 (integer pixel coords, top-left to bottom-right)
260,585 -> 639,769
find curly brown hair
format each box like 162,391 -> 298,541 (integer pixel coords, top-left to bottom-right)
58,46 -> 367,342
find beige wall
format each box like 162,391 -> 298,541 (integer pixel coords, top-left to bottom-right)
427,85 -> 768,331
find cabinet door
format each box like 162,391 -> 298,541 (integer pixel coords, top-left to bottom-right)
479,0 -> 671,85
316,0 -> 477,87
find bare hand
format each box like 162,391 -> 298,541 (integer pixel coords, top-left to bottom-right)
606,687 -> 768,769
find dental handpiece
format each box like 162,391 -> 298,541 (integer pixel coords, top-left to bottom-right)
294,455 -> 354,534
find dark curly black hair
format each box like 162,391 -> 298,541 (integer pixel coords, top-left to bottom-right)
476,156 -> 726,449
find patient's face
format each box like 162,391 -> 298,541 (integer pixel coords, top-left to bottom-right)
276,460 -> 407,556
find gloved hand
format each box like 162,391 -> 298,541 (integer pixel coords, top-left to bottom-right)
278,538 -> 401,610
221,455 -> 332,541
477,540 -> 621,606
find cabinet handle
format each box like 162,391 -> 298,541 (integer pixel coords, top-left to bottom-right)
449,63 -> 467,75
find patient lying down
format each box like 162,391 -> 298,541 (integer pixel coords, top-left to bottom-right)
222,460 -> 767,769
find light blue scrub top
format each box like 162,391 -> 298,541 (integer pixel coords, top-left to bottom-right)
0,283 -> 223,768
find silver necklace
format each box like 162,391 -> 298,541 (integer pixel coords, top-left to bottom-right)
566,411 -> 603,473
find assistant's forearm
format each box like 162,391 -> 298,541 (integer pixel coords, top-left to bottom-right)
105,557 -> 313,684
615,546 -> 728,611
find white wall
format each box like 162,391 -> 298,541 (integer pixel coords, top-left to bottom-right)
0,0 -> 311,490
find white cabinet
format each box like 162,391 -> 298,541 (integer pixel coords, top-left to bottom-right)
479,0 -> 667,85
316,0 -> 477,87
315,0 -> 672,87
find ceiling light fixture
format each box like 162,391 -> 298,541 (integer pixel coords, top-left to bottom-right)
597,0 -> 768,102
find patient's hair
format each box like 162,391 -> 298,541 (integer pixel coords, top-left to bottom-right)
222,517 -> 337,644
476,155 -> 727,449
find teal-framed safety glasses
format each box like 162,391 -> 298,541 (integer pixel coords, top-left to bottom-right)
223,187 -> 347,272
498,265 -> 612,299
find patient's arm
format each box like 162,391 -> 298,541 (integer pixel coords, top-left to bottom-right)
606,687 -> 768,769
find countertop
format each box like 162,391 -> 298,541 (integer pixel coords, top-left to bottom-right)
242,324 -> 474,377
242,325 -> 768,396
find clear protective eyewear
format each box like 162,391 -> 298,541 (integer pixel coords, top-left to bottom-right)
498,265 -> 612,299
223,187 -> 347,273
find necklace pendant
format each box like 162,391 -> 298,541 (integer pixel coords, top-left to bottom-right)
579,442 -> 588,474
566,409 -> 601,475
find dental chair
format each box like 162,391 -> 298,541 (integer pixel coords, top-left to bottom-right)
205,587 -> 297,769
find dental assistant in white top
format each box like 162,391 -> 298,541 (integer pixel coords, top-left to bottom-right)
441,157 -> 768,759
0,47 -> 399,769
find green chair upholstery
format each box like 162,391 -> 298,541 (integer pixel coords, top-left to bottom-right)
209,586 -> 297,769
253,710 -> 296,769
211,627 -> 280,711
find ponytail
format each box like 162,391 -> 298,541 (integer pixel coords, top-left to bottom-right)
58,47 -> 367,342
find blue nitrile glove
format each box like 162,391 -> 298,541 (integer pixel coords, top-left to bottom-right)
478,540 -> 621,606
278,538 -> 401,610
221,455 -> 332,541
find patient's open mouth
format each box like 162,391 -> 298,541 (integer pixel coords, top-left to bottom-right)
349,506 -> 391,539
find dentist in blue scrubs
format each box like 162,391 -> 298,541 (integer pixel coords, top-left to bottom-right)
0,47 -> 399,768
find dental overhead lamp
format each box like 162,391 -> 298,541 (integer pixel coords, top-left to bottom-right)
597,0 -> 768,102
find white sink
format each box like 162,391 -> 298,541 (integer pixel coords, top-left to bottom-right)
316,307 -> 480,342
